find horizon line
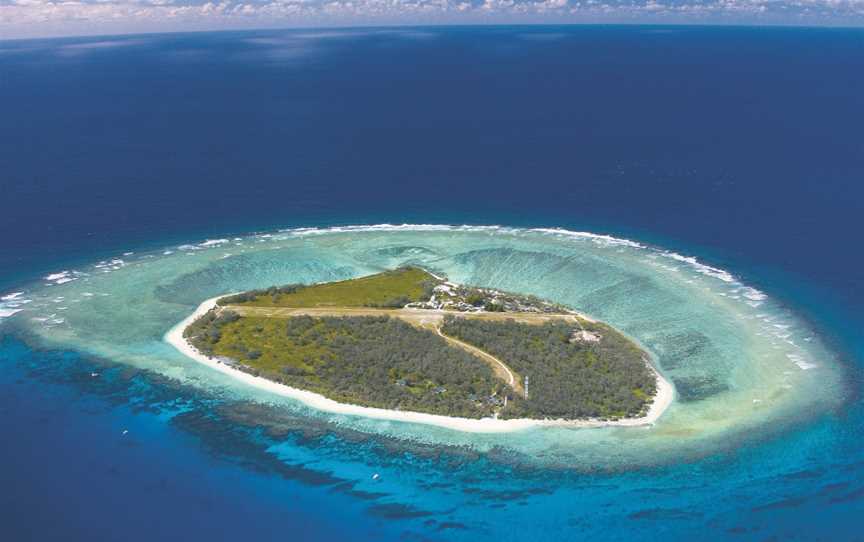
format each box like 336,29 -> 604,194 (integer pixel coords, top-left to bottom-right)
4,20 -> 864,43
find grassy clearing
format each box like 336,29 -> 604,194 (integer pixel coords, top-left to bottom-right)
222,267 -> 439,308
212,315 -> 331,379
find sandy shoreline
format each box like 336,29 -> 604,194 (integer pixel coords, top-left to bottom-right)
164,297 -> 674,434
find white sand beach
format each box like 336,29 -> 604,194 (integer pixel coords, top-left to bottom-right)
165,297 -> 674,434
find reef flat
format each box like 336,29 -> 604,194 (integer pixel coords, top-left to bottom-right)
0,225 -> 845,466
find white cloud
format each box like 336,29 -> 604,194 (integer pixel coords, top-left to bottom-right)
1,0 -> 863,39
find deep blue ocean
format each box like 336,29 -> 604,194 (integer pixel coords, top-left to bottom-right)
1,26 -> 863,541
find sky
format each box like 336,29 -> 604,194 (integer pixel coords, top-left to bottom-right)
1,0 -> 863,39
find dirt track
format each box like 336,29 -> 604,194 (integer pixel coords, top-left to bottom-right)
221,305 -> 583,395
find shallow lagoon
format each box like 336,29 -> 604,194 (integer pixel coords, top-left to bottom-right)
1,225 -> 846,470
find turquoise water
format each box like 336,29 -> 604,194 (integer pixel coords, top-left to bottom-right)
0,225 -> 859,540
2,226 -> 847,464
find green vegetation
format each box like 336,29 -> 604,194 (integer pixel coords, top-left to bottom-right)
217,267 -> 439,308
184,267 -> 657,420
218,265 -> 568,314
440,317 -> 656,419
186,312 -> 507,418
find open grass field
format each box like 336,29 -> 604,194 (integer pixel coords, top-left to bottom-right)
226,267 -> 439,308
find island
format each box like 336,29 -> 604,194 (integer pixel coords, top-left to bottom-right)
167,266 -> 673,431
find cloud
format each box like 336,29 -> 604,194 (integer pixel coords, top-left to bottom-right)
1,0 -> 863,39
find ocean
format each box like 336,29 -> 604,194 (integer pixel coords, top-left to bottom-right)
1,26 -> 862,541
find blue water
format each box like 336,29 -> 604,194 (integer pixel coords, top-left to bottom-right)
1,26 -> 863,540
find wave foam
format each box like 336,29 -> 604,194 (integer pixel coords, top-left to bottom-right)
529,228 -> 646,248
95,258 -> 127,271
787,353 -> 818,370
44,270 -> 81,285
200,239 -> 230,247
659,252 -> 735,283
271,225 -> 761,306
0,291 -> 29,319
